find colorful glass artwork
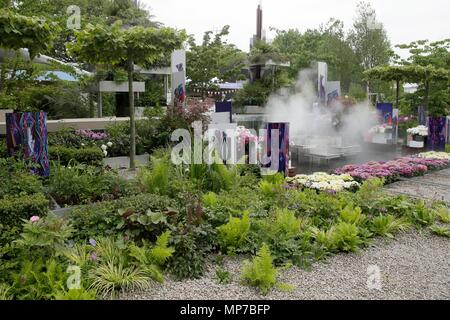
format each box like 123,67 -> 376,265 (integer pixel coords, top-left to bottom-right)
264,122 -> 290,176
5,112 -> 49,177
426,117 -> 446,151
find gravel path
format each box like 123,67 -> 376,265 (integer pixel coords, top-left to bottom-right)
120,231 -> 450,300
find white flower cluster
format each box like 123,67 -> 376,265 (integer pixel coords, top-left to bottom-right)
286,172 -> 360,192
418,151 -> 450,160
100,142 -> 113,157
407,125 -> 428,137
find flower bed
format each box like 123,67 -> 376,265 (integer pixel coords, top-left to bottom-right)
286,172 -> 360,192
418,151 -> 450,161
335,153 -> 450,182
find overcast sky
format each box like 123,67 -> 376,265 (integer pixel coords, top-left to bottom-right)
143,0 -> 450,56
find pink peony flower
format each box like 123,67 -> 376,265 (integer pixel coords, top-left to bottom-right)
30,216 -> 40,223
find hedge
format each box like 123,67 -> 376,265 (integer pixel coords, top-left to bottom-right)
70,193 -> 178,240
0,193 -> 49,228
49,145 -> 104,166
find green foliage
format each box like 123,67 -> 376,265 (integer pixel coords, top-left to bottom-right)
215,266 -> 231,284
0,193 -> 49,228
49,145 -> 104,166
69,193 -> 176,240
11,258 -> 67,300
166,224 -> 214,280
241,244 -> 277,295
333,222 -> 363,253
187,25 -> 246,93
259,173 -> 285,198
446,145 -> 450,153
54,288 -> 96,300
128,231 -> 174,282
138,157 -> 170,195
15,213 -> 75,255
429,225 -> 450,238
370,214 -> 411,238
434,206 -> 450,223
339,205 -> 366,225
0,283 -> 12,300
411,201 -> 436,226
48,163 -> 136,206
88,261 -> 149,298
312,222 -> 364,254
0,9 -> 56,58
0,171 -> 43,199
217,211 -> 251,254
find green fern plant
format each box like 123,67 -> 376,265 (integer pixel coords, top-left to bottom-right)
54,288 -> 97,300
138,156 -> 170,195
270,209 -> 301,239
339,205 -> 366,225
128,231 -> 174,282
217,211 -> 251,254
241,243 -> 277,295
333,222 -> 363,253
202,192 -> 218,207
370,215 -> 411,238
310,226 -> 337,253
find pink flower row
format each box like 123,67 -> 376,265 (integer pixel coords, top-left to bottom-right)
334,156 -> 449,181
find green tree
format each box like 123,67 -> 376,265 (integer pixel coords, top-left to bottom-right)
187,25 -> 246,97
396,39 -> 450,116
68,22 -> 185,169
12,0 -> 157,62
348,1 -> 393,94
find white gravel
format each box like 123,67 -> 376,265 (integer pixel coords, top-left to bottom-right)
120,230 -> 450,300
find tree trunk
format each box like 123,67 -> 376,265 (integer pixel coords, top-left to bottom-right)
424,81 -> 430,110
128,55 -> 136,170
396,79 -> 400,110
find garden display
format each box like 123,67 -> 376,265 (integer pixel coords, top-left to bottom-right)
286,172 -> 360,192
407,125 -> 429,148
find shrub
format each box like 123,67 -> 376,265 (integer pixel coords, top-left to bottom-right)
217,211 -> 251,254
0,139 -> 7,158
49,145 -> 104,166
446,144 -> 450,153
0,193 -> 49,228
241,243 -> 277,295
69,193 -> 177,240
166,224 -> 214,280
0,172 -> 43,199
48,164 -> 136,206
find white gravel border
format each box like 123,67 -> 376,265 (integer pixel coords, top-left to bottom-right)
120,230 -> 450,300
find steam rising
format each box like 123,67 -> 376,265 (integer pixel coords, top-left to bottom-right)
265,69 -> 378,158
